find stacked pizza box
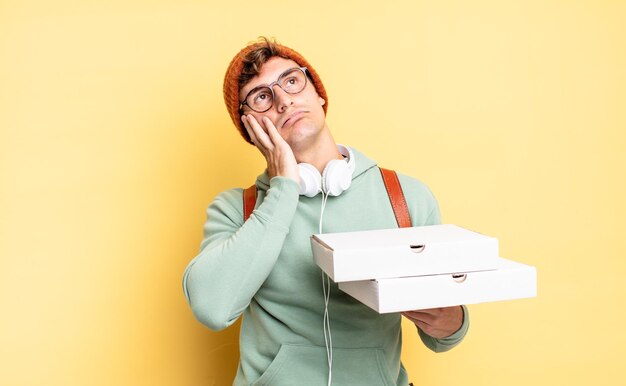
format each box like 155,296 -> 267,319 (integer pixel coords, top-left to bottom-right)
311,224 -> 536,313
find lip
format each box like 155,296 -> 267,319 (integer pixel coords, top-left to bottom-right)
281,110 -> 307,128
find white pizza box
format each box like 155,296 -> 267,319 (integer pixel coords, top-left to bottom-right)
338,257 -> 537,313
311,224 -> 500,282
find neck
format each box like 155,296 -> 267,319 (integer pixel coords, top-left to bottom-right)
291,125 -> 343,173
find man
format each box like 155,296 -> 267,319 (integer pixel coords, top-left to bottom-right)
183,37 -> 468,386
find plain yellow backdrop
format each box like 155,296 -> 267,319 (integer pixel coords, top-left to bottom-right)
1,0 -> 625,385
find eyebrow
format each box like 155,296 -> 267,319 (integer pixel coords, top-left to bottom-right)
241,81 -> 268,101
244,67 -> 296,94
245,73 -> 277,93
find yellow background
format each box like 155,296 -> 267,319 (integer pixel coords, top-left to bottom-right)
1,0 -> 625,385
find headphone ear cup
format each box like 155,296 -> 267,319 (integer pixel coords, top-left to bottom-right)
298,163 -> 322,197
322,159 -> 352,197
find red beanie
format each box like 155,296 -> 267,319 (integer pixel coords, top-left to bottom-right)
223,39 -> 328,144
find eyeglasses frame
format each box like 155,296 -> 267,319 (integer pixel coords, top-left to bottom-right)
239,66 -> 309,113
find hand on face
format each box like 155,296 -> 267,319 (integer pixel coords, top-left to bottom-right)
401,306 -> 464,339
241,114 -> 300,184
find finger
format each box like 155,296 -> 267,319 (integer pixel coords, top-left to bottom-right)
414,321 -> 434,334
402,309 -> 437,318
241,115 -> 260,147
246,115 -> 274,151
411,307 -> 442,315
402,312 -> 434,327
404,308 -> 442,319
263,116 -> 285,146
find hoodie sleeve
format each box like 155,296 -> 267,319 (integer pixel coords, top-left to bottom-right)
182,177 -> 300,331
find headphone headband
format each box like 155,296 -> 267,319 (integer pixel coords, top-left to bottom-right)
298,145 -> 355,197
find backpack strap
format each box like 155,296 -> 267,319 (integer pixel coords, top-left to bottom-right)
379,167 -> 412,228
242,168 -> 412,228
243,184 -> 257,222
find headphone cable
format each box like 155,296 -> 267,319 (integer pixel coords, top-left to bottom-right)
319,190 -> 333,386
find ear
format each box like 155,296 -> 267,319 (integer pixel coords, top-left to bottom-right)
319,97 -> 326,106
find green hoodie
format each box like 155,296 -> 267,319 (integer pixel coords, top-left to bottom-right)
183,148 -> 469,386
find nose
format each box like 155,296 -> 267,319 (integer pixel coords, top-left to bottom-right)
272,85 -> 294,113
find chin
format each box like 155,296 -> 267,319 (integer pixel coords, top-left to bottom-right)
284,123 -> 319,147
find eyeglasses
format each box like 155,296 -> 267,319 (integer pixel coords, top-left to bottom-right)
239,67 -> 309,113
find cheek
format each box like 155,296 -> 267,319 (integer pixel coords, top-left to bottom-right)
309,98 -> 326,118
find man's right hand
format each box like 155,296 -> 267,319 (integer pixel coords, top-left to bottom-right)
241,114 -> 300,184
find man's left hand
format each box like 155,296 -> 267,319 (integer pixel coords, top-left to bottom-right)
401,306 -> 464,339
